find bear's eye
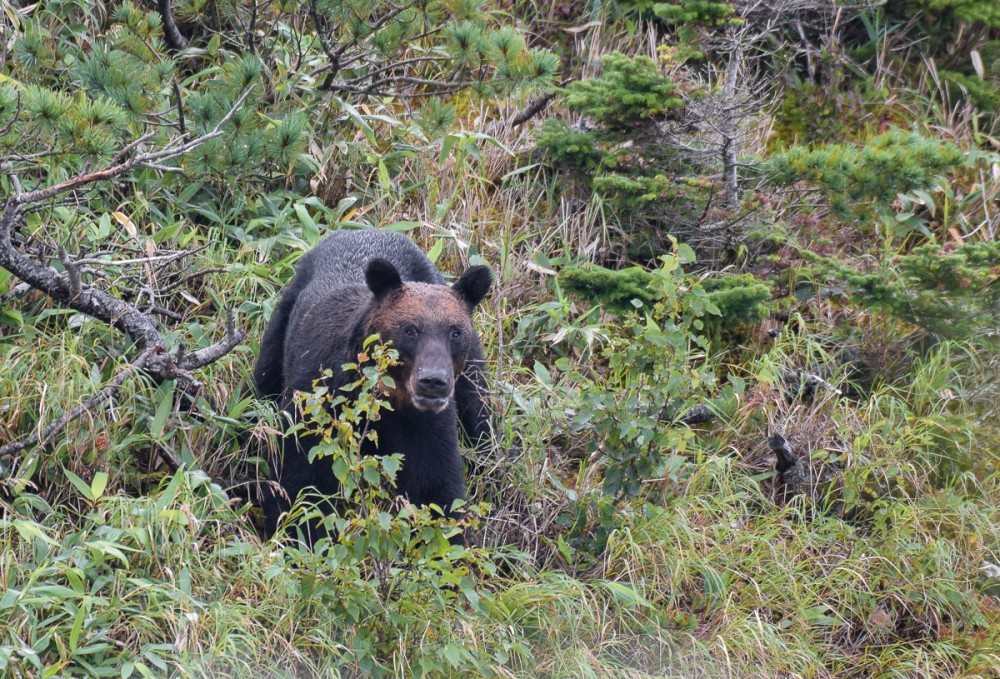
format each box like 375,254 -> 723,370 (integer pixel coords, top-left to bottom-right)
450,327 -> 464,341
403,325 -> 419,339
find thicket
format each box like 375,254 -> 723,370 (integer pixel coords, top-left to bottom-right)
1,0 -> 999,676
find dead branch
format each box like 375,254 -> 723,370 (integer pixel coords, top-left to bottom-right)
157,0 -> 189,51
512,92 -> 558,127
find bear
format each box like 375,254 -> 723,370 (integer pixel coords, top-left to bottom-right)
253,229 -> 494,542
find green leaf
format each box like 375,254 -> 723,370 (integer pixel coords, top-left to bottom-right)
534,361 -> 552,386
381,455 -> 401,481
90,471 -> 108,501
69,603 -> 85,651
598,580 -> 653,609
439,133 -> 459,162
426,238 -> 445,264
382,221 -> 421,232
64,467 -> 95,503
149,383 -> 174,438
294,203 -> 319,244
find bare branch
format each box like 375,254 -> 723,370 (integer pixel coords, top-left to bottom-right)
157,0 -> 189,51
512,92 -> 558,127
70,248 -> 202,268
58,246 -> 82,299
109,131 -> 159,167
177,308 -> 243,371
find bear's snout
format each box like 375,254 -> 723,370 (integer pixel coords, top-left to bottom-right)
411,366 -> 454,412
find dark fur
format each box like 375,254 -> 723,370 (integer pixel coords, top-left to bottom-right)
254,229 -> 493,541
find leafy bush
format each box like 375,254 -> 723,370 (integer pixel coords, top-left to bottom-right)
273,337 -> 505,676
555,244 -> 721,498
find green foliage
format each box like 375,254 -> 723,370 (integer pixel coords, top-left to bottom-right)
534,119 -> 608,172
3,0 -> 1000,676
940,69 -> 1000,113
652,0 -> 736,26
559,244 -> 720,498
558,264 -> 657,314
3,3 -> 309,195
767,129 -> 966,233
562,53 -> 683,129
535,54 -> 709,250
0,470 -> 253,676
289,0 -> 557,99
804,241 -> 1000,339
557,261 -> 771,338
904,0 -> 1000,28
277,337 -> 501,676
591,172 -> 679,214
701,273 -> 772,326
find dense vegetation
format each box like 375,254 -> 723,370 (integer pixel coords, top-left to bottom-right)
1,0 -> 998,676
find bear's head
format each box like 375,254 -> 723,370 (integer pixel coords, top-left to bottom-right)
364,258 -> 492,413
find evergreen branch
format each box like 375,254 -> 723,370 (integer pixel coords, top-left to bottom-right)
9,88 -> 253,207
0,91 -> 251,408
0,91 -> 19,138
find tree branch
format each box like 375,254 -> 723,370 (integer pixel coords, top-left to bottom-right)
10,88 -> 252,207
512,92 -> 558,127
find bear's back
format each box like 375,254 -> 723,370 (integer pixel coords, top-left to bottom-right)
293,229 -> 444,309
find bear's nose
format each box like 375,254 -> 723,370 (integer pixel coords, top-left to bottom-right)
416,370 -> 451,398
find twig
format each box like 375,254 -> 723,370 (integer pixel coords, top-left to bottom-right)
70,249 -> 202,268
158,267 -> 225,293
173,80 -> 186,134
177,308 -> 242,371
511,92 -> 558,127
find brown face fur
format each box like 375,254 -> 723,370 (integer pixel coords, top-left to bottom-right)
366,283 -> 476,413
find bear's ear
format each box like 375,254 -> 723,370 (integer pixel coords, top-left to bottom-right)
366,258 -> 404,300
453,265 -> 492,308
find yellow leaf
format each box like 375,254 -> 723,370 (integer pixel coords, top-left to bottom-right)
112,211 -> 137,238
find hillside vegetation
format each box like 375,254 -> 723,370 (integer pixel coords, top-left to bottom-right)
1,0 -> 999,676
